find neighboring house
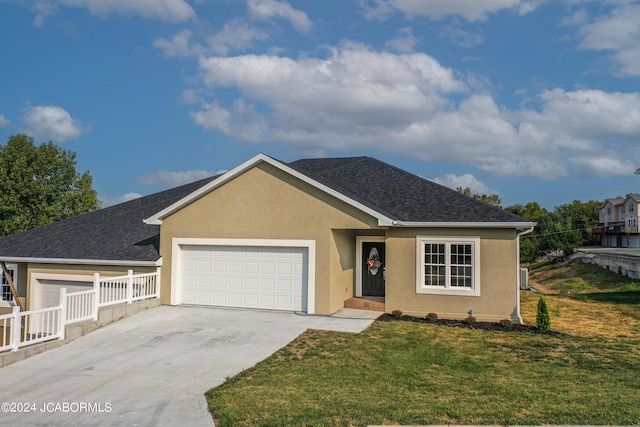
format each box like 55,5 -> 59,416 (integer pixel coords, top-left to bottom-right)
0,154 -> 534,322
591,194 -> 640,248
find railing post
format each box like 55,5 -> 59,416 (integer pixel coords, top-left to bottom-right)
10,305 -> 20,351
155,266 -> 161,298
127,269 -> 134,304
92,273 -> 100,320
59,288 -> 67,340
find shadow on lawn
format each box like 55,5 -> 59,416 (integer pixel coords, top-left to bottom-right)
572,290 -> 640,307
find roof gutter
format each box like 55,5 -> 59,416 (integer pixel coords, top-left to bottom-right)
517,225 -> 536,237
390,221 -> 537,229
0,256 -> 162,267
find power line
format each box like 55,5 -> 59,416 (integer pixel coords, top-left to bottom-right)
521,227 -> 592,238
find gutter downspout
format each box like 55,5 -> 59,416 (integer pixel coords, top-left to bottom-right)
515,226 -> 535,324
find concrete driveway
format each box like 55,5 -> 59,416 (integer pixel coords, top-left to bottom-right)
0,306 -> 377,426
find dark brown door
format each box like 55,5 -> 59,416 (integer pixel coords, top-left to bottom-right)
362,241 -> 385,297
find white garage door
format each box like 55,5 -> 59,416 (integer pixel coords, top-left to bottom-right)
39,279 -> 93,309
180,245 -> 308,312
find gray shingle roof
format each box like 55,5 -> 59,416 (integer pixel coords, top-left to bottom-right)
0,155 -> 529,263
288,156 -> 527,223
0,175 -> 218,263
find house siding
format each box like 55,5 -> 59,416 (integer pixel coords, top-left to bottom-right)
159,163 -> 378,315
385,227 -> 520,322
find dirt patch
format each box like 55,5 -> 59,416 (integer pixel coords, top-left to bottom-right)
377,313 -> 563,335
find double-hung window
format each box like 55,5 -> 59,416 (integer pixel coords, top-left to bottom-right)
1,264 -> 17,303
416,236 -> 480,296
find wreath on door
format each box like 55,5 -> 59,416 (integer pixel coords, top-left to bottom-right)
367,247 -> 382,276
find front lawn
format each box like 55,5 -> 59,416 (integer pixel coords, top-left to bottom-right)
207,262 -> 640,426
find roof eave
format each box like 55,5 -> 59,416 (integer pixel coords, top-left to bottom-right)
0,256 -> 162,267
390,221 -> 537,229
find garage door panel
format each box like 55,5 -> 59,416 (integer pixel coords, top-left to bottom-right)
181,245 -> 307,312
245,278 -> 258,290
260,278 -> 275,290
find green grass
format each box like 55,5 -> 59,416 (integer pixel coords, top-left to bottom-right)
207,262 -> 640,426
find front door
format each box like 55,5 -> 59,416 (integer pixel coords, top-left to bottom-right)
362,241 -> 385,297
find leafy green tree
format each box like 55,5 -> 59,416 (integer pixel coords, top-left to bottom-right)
508,202 -> 553,264
457,186 -> 502,208
554,199 -> 601,245
509,199 -> 600,261
0,134 -> 100,237
506,202 -> 550,225
520,237 -> 541,267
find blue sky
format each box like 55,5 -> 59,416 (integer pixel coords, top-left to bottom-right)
1,0 -> 639,210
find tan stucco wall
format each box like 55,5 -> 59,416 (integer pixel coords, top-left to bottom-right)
25,264 -> 156,310
330,229 -> 358,309
159,163 -> 378,315
385,227 -> 521,322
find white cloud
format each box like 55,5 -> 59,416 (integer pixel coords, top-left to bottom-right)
576,3 -> 640,76
189,43 -> 640,180
154,22 -> 269,58
100,192 -> 143,208
247,0 -> 312,32
438,21 -> 485,47
154,30 -> 197,57
32,1 -> 58,27
36,0 -> 196,24
136,169 -> 225,187
196,43 -> 467,130
386,27 -> 418,52
206,20 -> 269,55
0,114 -> 9,127
432,173 -> 498,195
362,0 -> 540,22
570,156 -> 635,177
23,105 -> 89,142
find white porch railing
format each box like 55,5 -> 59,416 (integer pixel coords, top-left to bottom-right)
0,269 -> 159,352
98,271 -> 159,308
0,305 -> 64,352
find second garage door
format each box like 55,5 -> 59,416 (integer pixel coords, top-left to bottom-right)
38,279 -> 93,309
180,245 -> 308,312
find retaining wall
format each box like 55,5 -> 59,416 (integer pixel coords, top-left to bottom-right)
578,252 -> 640,280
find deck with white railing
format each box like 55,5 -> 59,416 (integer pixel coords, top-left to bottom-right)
0,269 -> 159,353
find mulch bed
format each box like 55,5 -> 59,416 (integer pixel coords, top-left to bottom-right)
377,313 -> 563,335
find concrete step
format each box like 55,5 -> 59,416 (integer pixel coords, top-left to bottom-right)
344,297 -> 385,311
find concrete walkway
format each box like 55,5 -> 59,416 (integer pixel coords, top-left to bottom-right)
0,305 -> 377,426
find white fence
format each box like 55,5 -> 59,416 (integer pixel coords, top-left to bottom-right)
0,269 -> 159,352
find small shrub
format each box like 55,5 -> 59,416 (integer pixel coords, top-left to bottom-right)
463,309 -> 476,324
425,312 -> 438,322
499,319 -> 513,329
536,295 -> 551,331
391,309 -> 403,318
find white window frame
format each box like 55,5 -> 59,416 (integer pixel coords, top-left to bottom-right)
416,236 -> 480,296
1,263 -> 18,306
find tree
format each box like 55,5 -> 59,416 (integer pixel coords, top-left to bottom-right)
505,202 -> 550,225
0,134 -> 100,237
536,295 -> 551,331
554,199 -> 601,246
456,186 -> 502,208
